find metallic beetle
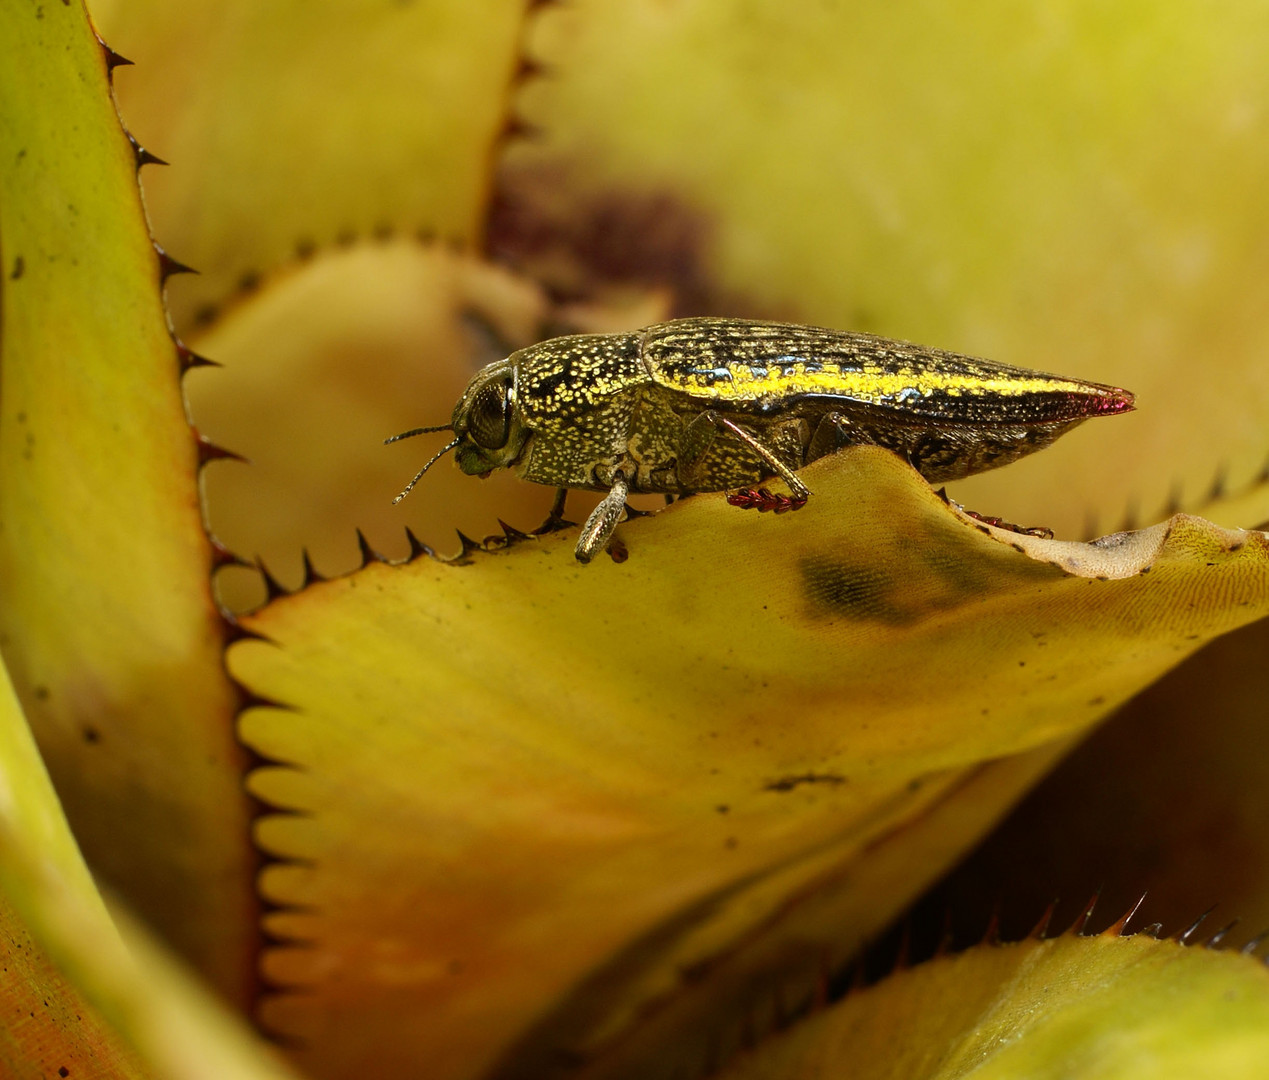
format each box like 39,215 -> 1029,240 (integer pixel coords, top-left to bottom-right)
389,317 -> 1134,562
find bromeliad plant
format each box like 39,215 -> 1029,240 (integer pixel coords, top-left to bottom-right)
2,2 -> 1269,1078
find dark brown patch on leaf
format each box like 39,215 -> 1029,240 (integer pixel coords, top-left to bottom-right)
487,162 -> 767,318
800,520 -> 1058,625
763,772 -> 846,793
799,558 -> 912,625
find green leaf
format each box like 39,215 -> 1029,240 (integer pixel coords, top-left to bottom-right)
929,613 -> 1269,951
0,0 -> 252,1001
712,927 -> 1269,1080
0,653 -> 296,1080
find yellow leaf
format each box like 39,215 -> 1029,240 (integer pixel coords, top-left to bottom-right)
93,0 -> 528,332
184,240 -> 554,610
713,927 -> 1269,1080
929,613 -> 1269,951
496,1 -> 1269,536
230,447 -> 1269,1078
0,652 -> 297,1080
0,0 -> 251,1001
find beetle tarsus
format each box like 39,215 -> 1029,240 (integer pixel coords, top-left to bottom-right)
726,487 -> 808,514
533,487 -> 574,535
961,507 -> 1054,539
576,471 -> 630,563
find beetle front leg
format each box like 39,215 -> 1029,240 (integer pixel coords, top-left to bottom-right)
575,470 -> 631,564
533,486 -> 575,536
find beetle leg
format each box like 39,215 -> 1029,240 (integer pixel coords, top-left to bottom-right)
678,410 -> 719,475
533,487 -> 574,535
575,470 -> 631,564
808,410 -> 863,463
704,411 -> 811,502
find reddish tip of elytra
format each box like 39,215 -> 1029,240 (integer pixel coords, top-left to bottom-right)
1087,386 -> 1135,416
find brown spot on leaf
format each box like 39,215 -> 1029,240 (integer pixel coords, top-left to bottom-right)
763,772 -> 846,793
487,162 -> 767,318
800,558 -> 911,624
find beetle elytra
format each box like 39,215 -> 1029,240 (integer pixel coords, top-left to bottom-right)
388,317 -> 1134,563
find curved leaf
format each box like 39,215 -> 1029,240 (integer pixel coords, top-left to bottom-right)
185,240 -> 553,611
0,0 -> 253,1000
0,653 -> 297,1080
495,1 -> 1269,536
230,448 -> 1269,1078
92,0 -> 527,332
0,642 -> 141,1079
714,928 -> 1269,1079
928,613 -> 1269,951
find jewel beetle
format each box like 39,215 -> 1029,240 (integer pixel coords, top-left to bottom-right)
388,317 -> 1134,563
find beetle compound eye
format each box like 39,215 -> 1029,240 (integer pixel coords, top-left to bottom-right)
469,379 -> 511,449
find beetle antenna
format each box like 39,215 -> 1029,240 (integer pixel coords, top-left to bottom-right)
391,437 -> 461,504
384,423 -> 452,445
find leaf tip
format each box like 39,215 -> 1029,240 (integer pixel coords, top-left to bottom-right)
1028,898 -> 1058,940
355,529 -> 385,567
257,559 -> 288,602
195,433 -> 248,467
1172,905 -> 1217,946
94,31 -> 133,73
176,342 -> 221,373
1069,888 -> 1102,936
497,518 -> 531,543
1205,919 -> 1240,950
155,243 -> 198,281
1102,892 -> 1147,938
299,549 -> 324,588
124,130 -> 167,169
403,527 -> 435,562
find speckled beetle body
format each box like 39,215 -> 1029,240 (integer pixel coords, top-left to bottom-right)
389,317 -> 1134,563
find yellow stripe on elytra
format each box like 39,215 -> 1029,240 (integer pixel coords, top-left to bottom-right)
677,361 -> 1088,402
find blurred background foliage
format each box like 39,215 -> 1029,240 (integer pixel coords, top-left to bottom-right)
1,1 -> 1268,1077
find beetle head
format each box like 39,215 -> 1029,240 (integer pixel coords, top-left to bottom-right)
385,357 -> 528,505
450,358 -> 528,476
